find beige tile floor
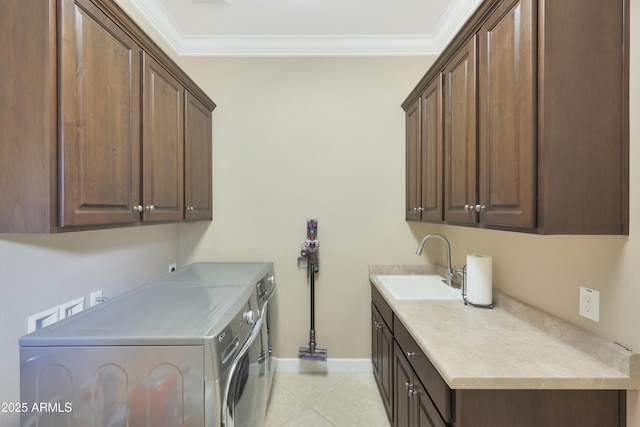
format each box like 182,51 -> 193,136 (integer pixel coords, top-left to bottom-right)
265,372 -> 392,427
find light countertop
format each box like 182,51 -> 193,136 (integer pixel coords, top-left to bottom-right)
370,265 -> 639,390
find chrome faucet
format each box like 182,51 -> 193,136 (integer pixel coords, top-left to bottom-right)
416,233 -> 456,287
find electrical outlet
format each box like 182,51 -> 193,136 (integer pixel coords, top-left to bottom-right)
59,297 -> 85,319
90,290 -> 104,307
579,286 -> 600,322
169,263 -> 177,273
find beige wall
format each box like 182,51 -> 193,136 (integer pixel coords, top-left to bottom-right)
176,55 -> 438,359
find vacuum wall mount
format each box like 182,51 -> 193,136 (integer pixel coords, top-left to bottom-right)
298,219 -> 327,361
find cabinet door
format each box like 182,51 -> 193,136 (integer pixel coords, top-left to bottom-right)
142,53 -> 185,222
444,37 -> 477,225
394,342 -> 413,427
59,0 -> 141,227
420,76 -> 444,222
406,98 -> 422,220
372,305 -> 393,420
415,381 -> 447,427
185,92 -> 213,221
379,314 -> 394,419
371,306 -> 381,379
478,0 -> 536,228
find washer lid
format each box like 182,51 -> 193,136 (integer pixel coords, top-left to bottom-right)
20,284 -> 254,347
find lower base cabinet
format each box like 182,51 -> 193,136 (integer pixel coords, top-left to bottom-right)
371,286 -> 626,427
394,342 -> 446,427
371,304 -> 393,419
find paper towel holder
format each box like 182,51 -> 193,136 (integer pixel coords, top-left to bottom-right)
461,265 -> 494,309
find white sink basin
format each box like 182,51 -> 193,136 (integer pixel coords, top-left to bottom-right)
377,275 -> 461,300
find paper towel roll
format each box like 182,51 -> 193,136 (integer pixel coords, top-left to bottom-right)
466,254 -> 493,306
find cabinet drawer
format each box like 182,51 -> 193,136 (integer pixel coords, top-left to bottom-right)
371,284 -> 393,332
395,316 -> 451,423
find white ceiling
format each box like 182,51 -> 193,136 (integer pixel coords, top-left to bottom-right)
127,0 -> 483,56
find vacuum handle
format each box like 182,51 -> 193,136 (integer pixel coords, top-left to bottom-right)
305,219 -> 319,273
307,219 -> 318,241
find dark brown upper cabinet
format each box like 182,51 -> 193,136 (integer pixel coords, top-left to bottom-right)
477,0 -> 536,229
142,53 -> 185,223
405,98 -> 422,221
185,93 -> 214,221
406,76 -> 444,222
444,36 -> 477,225
59,0 -> 142,228
420,77 -> 445,223
0,0 -> 215,233
403,0 -> 629,235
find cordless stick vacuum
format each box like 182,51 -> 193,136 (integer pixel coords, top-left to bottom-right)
298,219 -> 327,361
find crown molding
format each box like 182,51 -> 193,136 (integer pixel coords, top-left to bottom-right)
177,35 -> 442,57
127,0 -> 482,57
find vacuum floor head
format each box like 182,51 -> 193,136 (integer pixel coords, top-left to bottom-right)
298,347 -> 327,361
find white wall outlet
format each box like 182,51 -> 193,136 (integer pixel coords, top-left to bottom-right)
90,290 -> 104,307
169,263 -> 177,273
59,297 -> 85,319
579,286 -> 600,322
28,306 -> 59,333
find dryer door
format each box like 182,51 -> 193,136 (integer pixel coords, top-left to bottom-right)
222,317 -> 266,427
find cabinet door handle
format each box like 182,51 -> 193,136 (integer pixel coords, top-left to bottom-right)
146,205 -> 155,212
412,207 -> 424,212
187,206 -> 195,212
475,204 -> 486,212
133,205 -> 143,212
373,321 -> 385,330
406,351 -> 421,358
405,382 -> 416,397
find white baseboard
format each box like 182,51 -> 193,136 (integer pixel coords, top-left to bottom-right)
274,357 -> 372,373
